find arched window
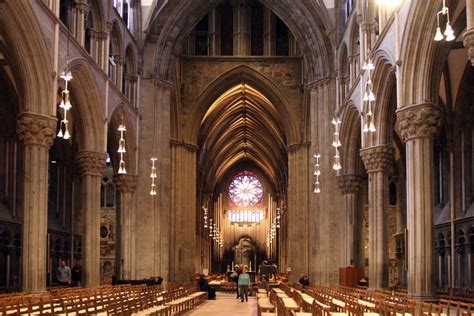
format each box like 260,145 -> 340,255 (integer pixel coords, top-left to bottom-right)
114,0 -> 130,29
59,0 -> 74,30
228,171 -> 264,207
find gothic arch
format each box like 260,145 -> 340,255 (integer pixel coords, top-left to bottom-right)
400,1 -> 466,107
149,0 -> 334,82
369,53 -> 396,146
183,65 -> 300,146
0,1 -> 53,115
68,58 -> 105,152
339,101 -> 362,175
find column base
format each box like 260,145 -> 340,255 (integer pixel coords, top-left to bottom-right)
409,293 -> 437,302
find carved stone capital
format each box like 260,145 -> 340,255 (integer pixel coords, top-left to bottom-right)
16,112 -> 57,147
113,174 -> 137,193
360,145 -> 394,173
463,29 -> 474,66
76,151 -> 106,176
338,174 -> 363,195
396,103 -> 443,142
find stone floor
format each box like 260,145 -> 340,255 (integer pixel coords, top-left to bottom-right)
185,292 -> 258,316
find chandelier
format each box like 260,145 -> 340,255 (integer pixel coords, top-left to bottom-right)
209,218 -> 214,237
150,157 -> 157,195
362,58 -> 376,133
57,62 -> 73,140
332,117 -> 342,171
313,153 -> 321,193
434,0 -> 455,41
203,206 -> 208,229
117,116 -> 127,174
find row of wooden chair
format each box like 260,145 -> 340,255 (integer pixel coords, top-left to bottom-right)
0,282 -> 206,315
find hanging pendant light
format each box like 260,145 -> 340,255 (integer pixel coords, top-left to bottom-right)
150,157 -> 157,195
117,115 -> 127,174
434,0 -> 455,42
332,117 -> 342,171
362,57 -> 376,134
313,153 -> 321,193
57,32 -> 73,140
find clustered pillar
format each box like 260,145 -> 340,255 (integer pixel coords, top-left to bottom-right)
287,143 -> 310,282
76,150 -> 106,288
464,0 -> 474,66
114,174 -> 138,280
396,102 -> 443,300
360,145 -> 393,289
338,174 -> 363,267
16,112 -> 57,293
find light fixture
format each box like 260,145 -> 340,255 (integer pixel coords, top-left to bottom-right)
332,118 -> 342,172
203,206 -> 208,229
150,157 -> 157,195
362,57 -> 376,133
313,153 -> 321,193
117,116 -> 127,174
209,218 -> 214,237
57,32 -> 73,140
434,0 -> 455,42
57,63 -> 73,140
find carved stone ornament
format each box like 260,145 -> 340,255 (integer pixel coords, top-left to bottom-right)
76,151 -> 106,176
360,145 -> 394,173
463,29 -> 474,67
338,174 -> 363,195
113,174 -> 137,193
396,103 -> 443,142
16,112 -> 57,147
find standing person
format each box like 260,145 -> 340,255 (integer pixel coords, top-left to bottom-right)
238,266 -> 250,302
231,265 -> 241,299
71,259 -> 82,287
57,259 -> 71,286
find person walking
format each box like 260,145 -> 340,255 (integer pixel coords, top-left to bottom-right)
238,266 -> 250,302
231,265 -> 241,299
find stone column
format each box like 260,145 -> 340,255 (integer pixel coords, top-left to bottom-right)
464,0 -> 474,66
232,0 -> 251,56
16,112 -> 56,292
114,174 -> 137,280
396,102 -> 443,300
287,142 -> 310,282
74,0 -> 88,46
76,150 -> 106,287
360,145 -> 393,289
360,21 -> 376,63
115,56 -> 124,91
170,140 -> 197,281
338,174 -> 363,266
263,8 -> 275,56
208,9 -> 221,56
96,31 -> 109,72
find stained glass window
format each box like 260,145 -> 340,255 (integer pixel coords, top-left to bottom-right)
228,171 -> 263,207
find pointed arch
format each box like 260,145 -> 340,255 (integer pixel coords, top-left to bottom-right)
0,1 -> 53,115
184,65 -> 300,145
68,58 -> 106,152
339,100 -> 362,175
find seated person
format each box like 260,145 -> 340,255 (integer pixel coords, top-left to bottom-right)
258,274 -> 269,292
298,273 -> 310,289
198,274 -> 216,300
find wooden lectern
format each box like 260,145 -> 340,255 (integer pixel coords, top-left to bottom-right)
339,267 -> 364,287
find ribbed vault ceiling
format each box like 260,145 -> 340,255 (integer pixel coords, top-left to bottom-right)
198,84 -> 287,193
